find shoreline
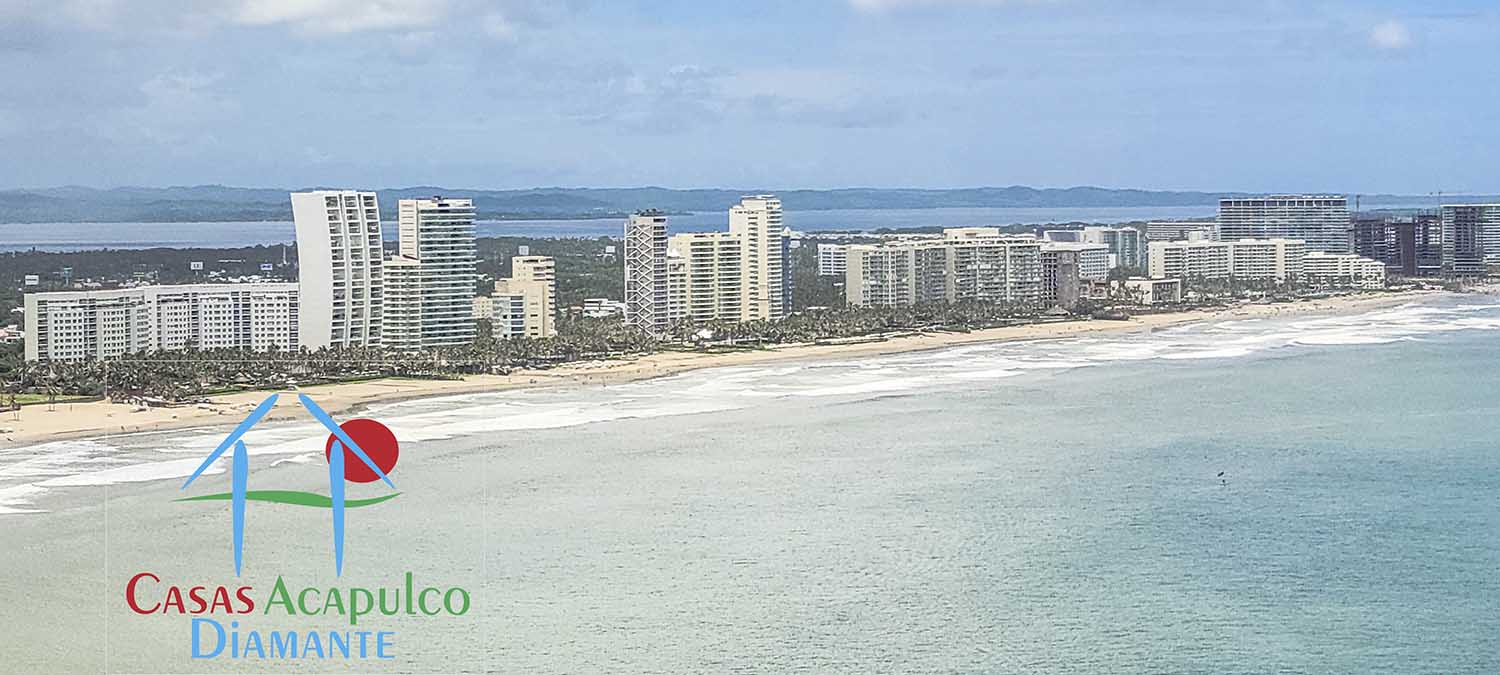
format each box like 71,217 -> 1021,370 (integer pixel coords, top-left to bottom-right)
0,291 -> 1441,448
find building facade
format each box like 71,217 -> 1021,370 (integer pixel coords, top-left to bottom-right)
1146,221 -> 1214,242
1217,195 -> 1350,253
475,255 -> 556,339
1148,238 -> 1305,283
728,195 -> 787,321
1120,277 -> 1183,305
1303,252 -> 1388,289
623,210 -> 670,334
1040,242 -> 1110,307
1229,238 -> 1306,283
383,197 -> 478,351
24,283 -> 299,362
1351,213 -> 1443,277
817,243 -> 849,277
1147,240 -> 1232,281
1080,226 -> 1143,269
844,229 -> 1043,309
290,190 -> 384,350
1441,204 -> 1500,276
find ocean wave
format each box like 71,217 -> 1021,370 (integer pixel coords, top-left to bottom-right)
4,295 -> 1499,514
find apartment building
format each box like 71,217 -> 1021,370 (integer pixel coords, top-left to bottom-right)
24,283 -> 299,362
1303,252 -> 1388,289
383,197 -> 478,351
1147,239 -> 1232,281
475,255 -> 557,338
1218,195 -> 1350,253
817,243 -> 849,277
290,190 -> 384,350
1040,242 -> 1110,307
1146,221 -> 1214,242
1080,226 -> 1143,269
623,210 -> 670,334
845,229 -> 1043,308
1230,238 -> 1306,283
1441,204 -> 1500,276
669,231 -> 744,323
1351,213 -> 1443,277
1148,238 -> 1304,283
728,195 -> 787,321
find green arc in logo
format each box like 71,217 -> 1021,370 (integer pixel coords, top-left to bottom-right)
175,490 -> 400,509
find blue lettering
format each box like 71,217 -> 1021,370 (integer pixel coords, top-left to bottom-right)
191,618 -> 225,659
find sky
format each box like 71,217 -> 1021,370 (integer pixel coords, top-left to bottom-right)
0,0 -> 1495,193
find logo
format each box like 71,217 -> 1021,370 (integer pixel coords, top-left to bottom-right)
178,393 -> 400,576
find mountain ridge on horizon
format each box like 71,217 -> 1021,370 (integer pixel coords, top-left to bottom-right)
0,184 -> 1489,224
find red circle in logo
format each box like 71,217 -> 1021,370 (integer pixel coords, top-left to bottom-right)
324,418 -> 399,483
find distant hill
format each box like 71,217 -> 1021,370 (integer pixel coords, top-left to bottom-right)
0,185 -> 1491,224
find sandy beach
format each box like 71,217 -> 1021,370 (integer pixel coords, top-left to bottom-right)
0,291 -> 1435,448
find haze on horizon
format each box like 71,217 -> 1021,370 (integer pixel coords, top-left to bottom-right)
2,1 -> 1496,194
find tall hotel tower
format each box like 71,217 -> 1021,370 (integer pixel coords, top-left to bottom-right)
729,195 -> 786,321
1440,203 -> 1500,276
291,190 -> 385,350
624,210 -> 670,334
383,197 -> 478,350
1217,195 -> 1350,253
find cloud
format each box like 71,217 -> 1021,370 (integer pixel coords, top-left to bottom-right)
231,0 -> 450,34
1369,20 -> 1413,50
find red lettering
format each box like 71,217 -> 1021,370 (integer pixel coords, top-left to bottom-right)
125,572 -> 160,614
210,587 -> 234,613
163,586 -> 185,613
235,586 -> 255,613
188,586 -> 208,613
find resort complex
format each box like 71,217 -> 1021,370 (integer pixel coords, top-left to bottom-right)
8,191 -> 1500,377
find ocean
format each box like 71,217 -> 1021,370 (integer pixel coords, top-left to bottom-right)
1,294 -> 1498,672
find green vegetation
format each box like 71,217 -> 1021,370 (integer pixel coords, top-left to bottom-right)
476,236 -> 621,309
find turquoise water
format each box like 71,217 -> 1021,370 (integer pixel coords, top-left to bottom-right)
2,296 -> 1498,672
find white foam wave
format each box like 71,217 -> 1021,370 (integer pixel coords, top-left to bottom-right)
2,295 -> 1498,514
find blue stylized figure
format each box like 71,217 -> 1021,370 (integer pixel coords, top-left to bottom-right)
180,393 -> 395,576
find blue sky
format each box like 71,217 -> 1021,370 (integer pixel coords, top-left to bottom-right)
1,1 -> 1495,193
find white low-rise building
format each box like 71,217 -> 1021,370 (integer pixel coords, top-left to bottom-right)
1148,238 -> 1305,283
24,283 -> 299,362
583,298 -> 628,318
1303,252 -> 1387,289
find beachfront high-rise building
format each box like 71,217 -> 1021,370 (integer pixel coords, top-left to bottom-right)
624,210 -> 670,335
1040,242 -> 1110,307
382,197 -> 478,351
1440,204 -> 1500,276
1080,226 -> 1144,269
290,190 -> 384,350
844,229 -> 1043,308
669,230 -> 744,323
510,256 -> 556,335
1147,240 -> 1233,280
654,196 -> 791,326
475,255 -> 556,338
1229,238 -> 1306,282
729,195 -> 787,321
24,283 -> 299,362
1351,213 -> 1443,277
1217,195 -> 1350,253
